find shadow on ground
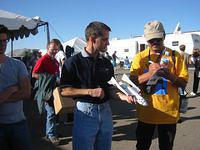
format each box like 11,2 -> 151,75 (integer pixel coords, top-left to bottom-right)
24,99 -> 72,150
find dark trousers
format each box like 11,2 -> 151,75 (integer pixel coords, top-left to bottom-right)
0,120 -> 32,150
193,70 -> 199,93
136,121 -> 176,150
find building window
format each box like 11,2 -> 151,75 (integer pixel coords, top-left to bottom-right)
124,49 -> 129,52
140,44 -> 146,52
172,41 -> 179,46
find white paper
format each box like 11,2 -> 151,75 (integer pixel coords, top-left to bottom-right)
122,74 -> 140,93
108,76 -> 148,106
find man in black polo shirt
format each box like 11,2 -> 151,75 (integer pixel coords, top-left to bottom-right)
60,21 -> 135,150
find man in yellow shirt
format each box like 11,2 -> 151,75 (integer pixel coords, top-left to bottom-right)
130,20 -> 188,150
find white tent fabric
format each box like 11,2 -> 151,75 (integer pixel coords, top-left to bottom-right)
63,37 -> 86,54
0,9 -> 41,40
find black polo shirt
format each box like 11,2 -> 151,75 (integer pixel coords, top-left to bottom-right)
60,49 -> 114,104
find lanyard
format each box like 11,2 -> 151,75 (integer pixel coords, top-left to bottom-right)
148,47 -> 166,65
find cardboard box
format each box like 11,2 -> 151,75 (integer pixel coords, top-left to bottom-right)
53,87 -> 75,114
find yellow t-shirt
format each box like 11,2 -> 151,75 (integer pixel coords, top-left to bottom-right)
130,47 -> 188,124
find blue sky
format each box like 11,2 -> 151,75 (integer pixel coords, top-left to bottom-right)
1,0 -> 200,51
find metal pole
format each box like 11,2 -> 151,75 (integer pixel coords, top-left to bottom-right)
11,40 -> 13,57
37,21 -> 50,45
46,22 -> 50,44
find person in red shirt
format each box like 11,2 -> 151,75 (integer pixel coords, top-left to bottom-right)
32,44 -> 59,76
32,40 -> 60,145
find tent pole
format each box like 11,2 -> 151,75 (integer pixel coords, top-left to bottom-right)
11,40 -> 13,57
46,22 -> 50,44
37,21 -> 50,45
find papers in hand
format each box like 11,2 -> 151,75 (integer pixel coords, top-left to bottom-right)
108,74 -> 148,106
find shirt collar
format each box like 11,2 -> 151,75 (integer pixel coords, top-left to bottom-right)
45,53 -> 55,60
81,47 -> 103,60
81,47 -> 90,58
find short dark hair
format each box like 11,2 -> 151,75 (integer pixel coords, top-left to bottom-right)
50,38 -> 64,51
50,39 -> 61,46
193,49 -> 200,57
46,38 -> 61,48
179,44 -> 185,51
0,26 -> 9,35
85,21 -> 111,41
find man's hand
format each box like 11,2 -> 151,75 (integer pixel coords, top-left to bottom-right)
156,68 -> 170,79
149,63 -> 161,75
32,73 -> 40,79
117,92 -> 136,104
126,95 -> 137,104
88,88 -> 105,99
0,85 -> 19,104
6,77 -> 31,102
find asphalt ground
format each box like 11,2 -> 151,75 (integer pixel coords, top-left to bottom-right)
24,68 -> 200,150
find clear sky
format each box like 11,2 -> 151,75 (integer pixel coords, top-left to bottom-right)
1,0 -> 200,51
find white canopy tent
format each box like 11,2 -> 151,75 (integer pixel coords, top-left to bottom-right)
62,37 -> 86,55
38,37 -> 87,57
0,9 -> 50,56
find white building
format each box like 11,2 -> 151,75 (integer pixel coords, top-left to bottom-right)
62,24 -> 200,62
107,31 -> 200,62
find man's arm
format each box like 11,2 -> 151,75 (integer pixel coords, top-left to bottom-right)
130,62 -> 160,85
32,73 -> 40,79
188,55 -> 194,65
116,92 -> 136,104
61,87 -> 105,99
0,76 -> 31,103
0,85 -> 19,103
61,86 -> 135,104
168,73 -> 187,88
137,72 -> 154,84
151,66 -> 187,88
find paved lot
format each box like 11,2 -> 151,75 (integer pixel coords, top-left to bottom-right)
24,68 -> 200,150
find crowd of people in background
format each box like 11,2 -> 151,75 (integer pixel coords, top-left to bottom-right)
1,19 -> 200,150
189,49 -> 200,96
22,50 -> 42,75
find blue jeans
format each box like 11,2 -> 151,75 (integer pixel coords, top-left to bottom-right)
44,100 -> 57,138
178,87 -> 188,113
0,120 -> 32,150
73,101 -> 113,150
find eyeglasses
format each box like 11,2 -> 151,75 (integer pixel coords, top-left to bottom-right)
52,49 -> 58,51
148,38 -> 163,44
